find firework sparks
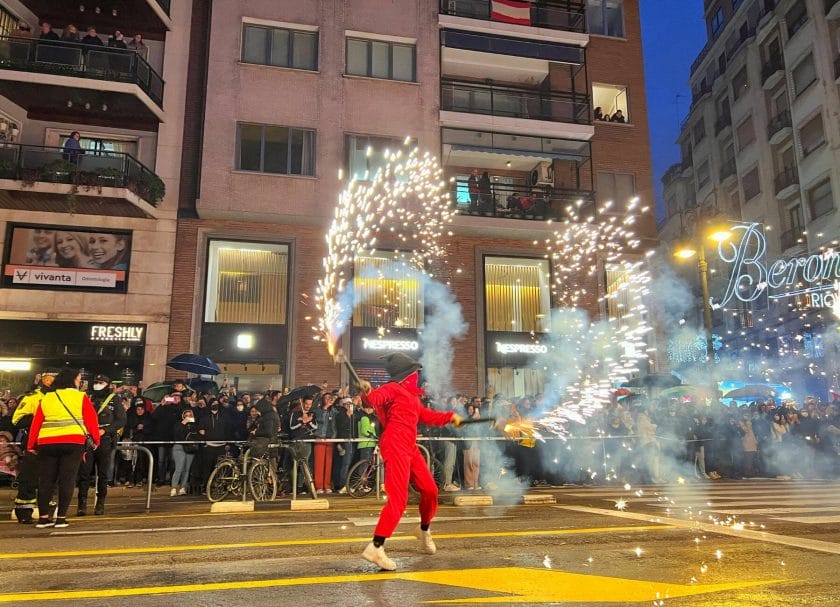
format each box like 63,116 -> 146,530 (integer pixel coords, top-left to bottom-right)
314,144 -> 454,355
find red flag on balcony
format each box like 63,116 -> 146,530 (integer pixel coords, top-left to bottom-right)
491,0 -> 532,25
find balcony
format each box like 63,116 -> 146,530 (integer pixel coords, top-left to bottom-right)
0,144 -> 164,218
774,166 -> 799,198
726,24 -> 756,62
0,37 -> 164,129
18,1 -> 171,36
451,177 -> 594,221
761,54 -> 785,89
780,227 -> 806,251
441,79 -> 590,124
767,109 -> 792,145
714,113 -> 732,136
719,158 -> 737,182
827,0 -> 840,20
439,0 -> 587,34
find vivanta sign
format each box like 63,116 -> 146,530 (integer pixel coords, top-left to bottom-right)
715,223 -> 839,309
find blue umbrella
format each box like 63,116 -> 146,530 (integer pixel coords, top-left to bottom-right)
166,353 -> 220,376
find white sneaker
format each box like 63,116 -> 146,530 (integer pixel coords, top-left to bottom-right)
443,483 -> 460,492
178,487 -> 187,496
362,542 -> 397,571
338,486 -> 347,494
170,488 -> 177,497
414,526 -> 437,555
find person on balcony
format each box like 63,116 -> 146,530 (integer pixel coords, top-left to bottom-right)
62,131 -> 85,164
593,106 -> 604,121
467,170 -> 479,209
610,109 -> 626,123
39,22 -> 60,41
127,34 -> 148,60
478,171 -> 492,211
81,27 -> 104,47
108,30 -> 127,50
61,25 -> 79,42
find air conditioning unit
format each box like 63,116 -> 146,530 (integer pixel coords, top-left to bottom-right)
530,162 -> 554,186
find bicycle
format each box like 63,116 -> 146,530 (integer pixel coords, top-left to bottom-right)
206,447 -> 278,502
345,443 -> 444,499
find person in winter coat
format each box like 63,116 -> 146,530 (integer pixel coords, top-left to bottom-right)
356,353 -> 462,571
170,409 -> 197,496
312,392 -> 337,493
121,399 -> 154,486
198,399 -> 232,488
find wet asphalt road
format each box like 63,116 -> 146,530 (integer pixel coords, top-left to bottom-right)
1,479 -> 839,606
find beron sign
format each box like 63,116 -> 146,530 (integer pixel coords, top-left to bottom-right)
715,223 -> 839,309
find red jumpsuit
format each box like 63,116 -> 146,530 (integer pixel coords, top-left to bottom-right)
362,372 -> 453,538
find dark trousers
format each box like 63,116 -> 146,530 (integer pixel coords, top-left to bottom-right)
333,441 -> 355,489
37,443 -> 84,518
157,445 -> 172,484
201,445 -> 226,486
14,450 -> 39,521
77,434 -> 113,503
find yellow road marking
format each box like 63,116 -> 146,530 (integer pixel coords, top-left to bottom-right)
1,525 -> 670,560
0,566 -> 783,604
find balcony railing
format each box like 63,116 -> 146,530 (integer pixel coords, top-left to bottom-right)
726,24 -> 756,61
767,109 -> 791,139
761,54 -> 784,84
441,79 -> 591,124
451,178 -> 594,221
774,166 -> 799,195
714,113 -> 732,134
720,158 -> 737,180
780,227 -> 805,250
0,144 -> 165,206
439,0 -> 586,33
0,37 -> 164,108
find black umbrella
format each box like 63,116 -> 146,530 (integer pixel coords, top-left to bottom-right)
166,353 -> 221,376
277,384 -> 322,407
724,385 -> 776,400
621,373 -> 681,389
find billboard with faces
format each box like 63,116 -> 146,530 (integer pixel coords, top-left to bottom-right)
2,223 -> 132,292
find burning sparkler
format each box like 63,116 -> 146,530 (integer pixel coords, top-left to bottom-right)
314,142 -> 455,360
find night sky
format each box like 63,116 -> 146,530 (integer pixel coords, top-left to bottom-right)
639,0 -> 708,220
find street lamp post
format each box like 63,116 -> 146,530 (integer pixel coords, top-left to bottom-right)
696,245 -> 714,365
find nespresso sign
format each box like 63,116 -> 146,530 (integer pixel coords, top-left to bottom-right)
485,332 -> 549,366
361,337 -> 419,352
90,325 -> 145,342
351,327 -> 421,363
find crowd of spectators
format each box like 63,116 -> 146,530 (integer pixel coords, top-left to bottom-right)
10,19 -> 149,59
593,106 -> 626,123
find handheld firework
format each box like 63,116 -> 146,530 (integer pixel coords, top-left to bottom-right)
334,349 -> 363,387
458,417 -> 497,425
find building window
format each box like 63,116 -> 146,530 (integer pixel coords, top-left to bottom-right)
741,167 -> 760,201
799,113 -> 825,157
731,67 -> 748,101
785,2 -> 808,38
697,159 -> 710,189
807,178 -> 834,220
788,204 -> 803,230
592,83 -> 629,122
0,4 -> 18,37
693,118 -> 706,144
710,7 -> 725,38
792,54 -> 817,97
204,240 -> 289,324
236,123 -> 315,176
484,257 -> 551,333
736,116 -> 755,150
353,251 -> 423,329
587,0 -> 624,37
345,134 -> 409,181
596,172 -> 635,207
346,37 -> 416,82
241,24 -> 318,71
605,264 -> 634,327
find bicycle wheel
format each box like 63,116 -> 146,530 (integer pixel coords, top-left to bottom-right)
248,459 -> 278,502
430,457 -> 445,489
207,460 -> 237,502
347,459 -> 375,498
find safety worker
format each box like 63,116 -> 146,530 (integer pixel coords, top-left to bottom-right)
77,374 -> 125,515
356,353 -> 463,571
12,370 -> 58,523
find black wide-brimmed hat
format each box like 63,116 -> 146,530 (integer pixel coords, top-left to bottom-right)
381,352 -> 422,382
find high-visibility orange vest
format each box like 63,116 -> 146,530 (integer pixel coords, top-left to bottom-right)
35,389 -> 88,443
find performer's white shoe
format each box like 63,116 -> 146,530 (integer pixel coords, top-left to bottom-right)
415,526 -> 437,555
362,542 -> 397,571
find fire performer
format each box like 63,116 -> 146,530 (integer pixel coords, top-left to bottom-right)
355,353 -> 462,571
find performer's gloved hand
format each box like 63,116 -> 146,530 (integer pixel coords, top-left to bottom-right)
450,414 -> 464,427
355,380 -> 372,395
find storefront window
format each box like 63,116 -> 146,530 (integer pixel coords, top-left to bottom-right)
487,368 -> 545,400
605,263 -> 633,327
353,251 -> 423,329
484,257 -> 551,333
204,240 -> 289,324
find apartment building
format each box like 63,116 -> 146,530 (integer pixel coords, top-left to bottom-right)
0,1 -> 191,390
660,0 -> 840,382
169,0 -> 656,396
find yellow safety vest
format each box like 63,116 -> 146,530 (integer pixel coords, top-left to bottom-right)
34,389 -> 88,443
12,388 -> 43,426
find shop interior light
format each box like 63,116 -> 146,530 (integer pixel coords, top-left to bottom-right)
0,358 -> 32,372
236,333 -> 254,350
